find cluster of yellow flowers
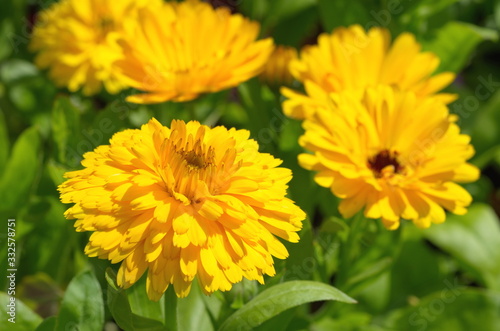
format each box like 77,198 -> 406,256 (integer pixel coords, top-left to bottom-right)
284,25 -> 479,230
39,0 -> 478,300
31,0 -> 277,99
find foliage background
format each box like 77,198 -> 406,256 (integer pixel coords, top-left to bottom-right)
1,0 -> 500,330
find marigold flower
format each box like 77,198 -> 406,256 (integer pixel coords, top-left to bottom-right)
282,25 -> 457,120
115,0 -> 274,104
59,119 -> 304,300
260,45 -> 298,86
30,0 -> 158,95
299,86 -> 479,229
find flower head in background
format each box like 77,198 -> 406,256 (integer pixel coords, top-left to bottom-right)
116,0 -> 274,104
282,25 -> 457,120
260,45 -> 298,86
299,86 -> 479,229
30,0 -> 159,95
59,119 -> 304,300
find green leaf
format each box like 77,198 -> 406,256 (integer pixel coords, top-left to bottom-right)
424,203 -> 500,290
317,0 -> 375,32
36,316 -> 57,331
0,126 -> 41,212
272,5 -> 319,47
46,159 -> 70,187
260,0 -> 318,47
0,59 -> 38,83
263,0 -> 316,30
177,282 -> 213,331
90,102 -> 128,147
22,197 -> 77,284
422,21 -> 498,73
388,236 -> 442,304
399,0 -> 459,25
127,274 -> 164,323
384,288 -> 500,331
0,110 -> 9,173
254,308 -> 296,331
105,268 -> 165,331
55,270 -> 104,331
0,292 -> 43,331
470,90 -> 500,166
311,312 -> 375,331
218,281 -> 356,331
51,96 -> 80,165
164,287 -> 178,331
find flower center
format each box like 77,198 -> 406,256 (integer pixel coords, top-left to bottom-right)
99,17 -> 114,32
96,17 -> 115,42
367,149 -> 404,178
182,150 -> 207,170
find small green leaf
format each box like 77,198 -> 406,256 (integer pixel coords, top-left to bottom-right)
36,316 -> 57,331
218,281 -> 356,331
55,270 -> 104,331
0,292 -> 43,330
127,274 -> 164,323
46,159 -> 70,187
105,268 -> 165,331
317,0 -> 375,32
0,126 -> 41,212
399,0 -> 459,26
164,286 -> 178,331
387,237 -> 441,306
0,59 -> 38,83
424,203 -> 500,290
470,91 -> 500,166
0,110 -> 9,173
261,0 -> 316,30
272,5 -> 319,47
177,281 -> 214,331
422,21 -> 498,73
51,96 -> 81,165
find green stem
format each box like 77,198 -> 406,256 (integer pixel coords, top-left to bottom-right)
164,286 -> 178,331
313,212 -> 367,320
186,101 -> 197,122
336,211 -> 366,289
238,78 -> 277,153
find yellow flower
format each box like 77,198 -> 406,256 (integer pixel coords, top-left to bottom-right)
30,0 -> 158,95
260,45 -> 298,86
299,86 -> 479,230
282,25 -> 457,120
59,119 -> 304,300
115,0 -> 274,104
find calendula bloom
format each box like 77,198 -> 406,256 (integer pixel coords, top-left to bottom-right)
59,119 -> 304,300
260,45 -> 298,86
299,86 -> 479,229
116,0 -> 274,104
282,25 -> 457,120
30,0 -> 158,95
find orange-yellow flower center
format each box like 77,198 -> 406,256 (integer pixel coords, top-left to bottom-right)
182,149 -> 210,170
157,126 -> 241,204
368,149 -> 404,178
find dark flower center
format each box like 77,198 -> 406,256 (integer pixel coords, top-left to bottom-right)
367,149 -> 404,178
99,17 -> 114,32
183,150 -> 207,169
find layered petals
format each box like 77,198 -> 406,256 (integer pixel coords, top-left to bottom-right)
282,25 -> 457,120
30,0 -> 159,95
59,119 -> 305,300
116,0 -> 274,103
299,86 -> 479,229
